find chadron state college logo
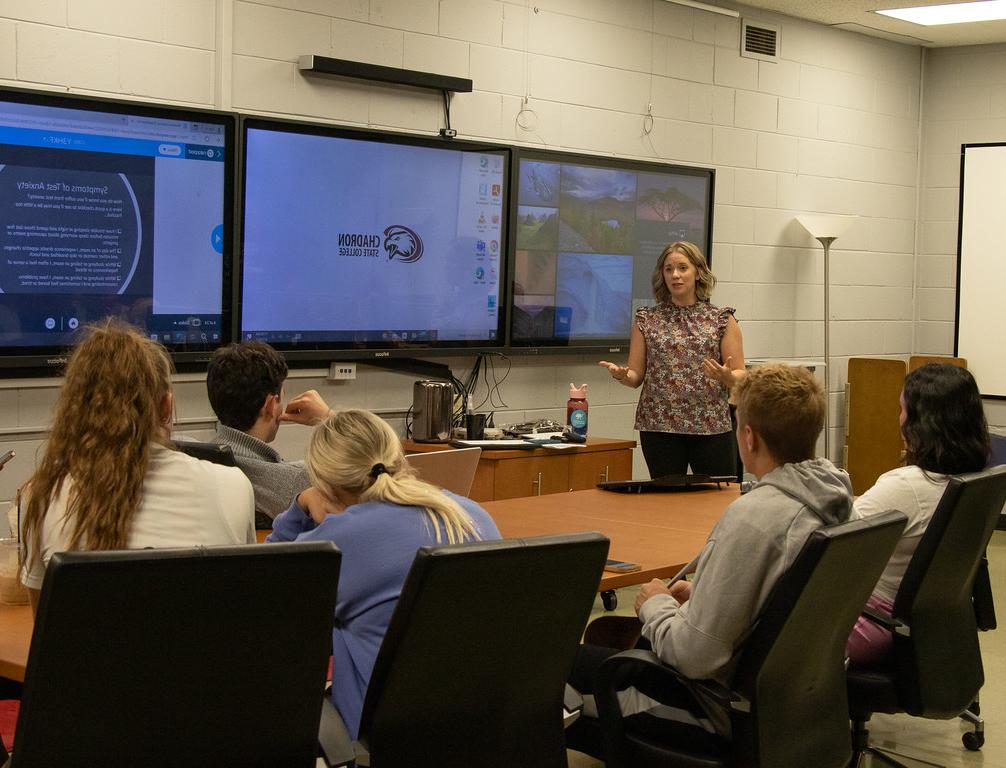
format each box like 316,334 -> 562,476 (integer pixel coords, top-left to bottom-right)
383,225 -> 424,263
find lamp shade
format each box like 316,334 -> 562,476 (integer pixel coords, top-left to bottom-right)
792,214 -> 857,241
795,214 -> 858,241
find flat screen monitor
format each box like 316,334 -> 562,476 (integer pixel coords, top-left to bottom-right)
0,87 -> 235,370
240,119 -> 508,359
507,149 -> 714,353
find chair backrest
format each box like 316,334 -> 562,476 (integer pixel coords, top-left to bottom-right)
891,466 -> 1006,717
174,440 -> 238,467
357,532 -> 609,768
404,447 -> 482,496
730,510 -> 906,768
12,542 -> 341,768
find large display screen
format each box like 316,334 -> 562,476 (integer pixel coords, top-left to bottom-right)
507,150 -> 714,352
0,88 -> 234,367
240,119 -> 508,358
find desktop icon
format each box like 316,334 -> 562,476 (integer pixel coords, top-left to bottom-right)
475,267 -> 485,280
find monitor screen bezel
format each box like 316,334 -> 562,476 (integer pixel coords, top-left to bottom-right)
238,115 -> 510,362
504,147 -> 715,356
0,86 -> 237,373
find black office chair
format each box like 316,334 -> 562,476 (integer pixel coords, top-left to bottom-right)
324,531 -> 610,768
593,510 -> 907,768
848,466 -> 1006,766
173,439 -> 237,466
7,542 -> 349,768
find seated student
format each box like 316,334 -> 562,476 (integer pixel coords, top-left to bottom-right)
20,320 -> 255,613
567,364 -> 852,754
206,341 -> 333,527
267,409 -> 500,738
847,363 -> 990,667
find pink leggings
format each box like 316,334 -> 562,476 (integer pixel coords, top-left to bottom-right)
846,594 -> 895,668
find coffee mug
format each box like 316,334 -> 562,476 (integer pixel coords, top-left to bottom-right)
465,413 -> 487,440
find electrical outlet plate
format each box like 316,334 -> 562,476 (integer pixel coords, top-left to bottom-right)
328,362 -> 357,381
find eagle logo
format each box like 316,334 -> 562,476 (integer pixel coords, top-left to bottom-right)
383,225 -> 424,263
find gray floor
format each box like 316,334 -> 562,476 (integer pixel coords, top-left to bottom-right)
568,530 -> 1006,767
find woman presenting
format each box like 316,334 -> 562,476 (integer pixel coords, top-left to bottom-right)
601,241 -> 745,478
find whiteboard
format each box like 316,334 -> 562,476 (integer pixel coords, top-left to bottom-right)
958,144 -> 1006,398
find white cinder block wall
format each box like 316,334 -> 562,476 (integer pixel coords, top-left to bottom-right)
0,0 -> 938,501
920,45 -> 1006,429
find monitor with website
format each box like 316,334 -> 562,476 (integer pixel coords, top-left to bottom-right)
506,149 -> 714,353
240,118 -> 509,360
0,87 -> 235,370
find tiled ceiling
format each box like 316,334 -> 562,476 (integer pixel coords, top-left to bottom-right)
727,0 -> 1006,47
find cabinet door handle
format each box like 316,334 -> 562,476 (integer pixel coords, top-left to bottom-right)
531,471 -> 543,496
599,465 -> 609,483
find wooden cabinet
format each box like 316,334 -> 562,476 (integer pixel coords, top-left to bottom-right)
569,449 -> 633,491
404,437 -> 636,502
493,454 -> 571,500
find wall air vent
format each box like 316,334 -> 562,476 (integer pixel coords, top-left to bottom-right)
740,20 -> 779,62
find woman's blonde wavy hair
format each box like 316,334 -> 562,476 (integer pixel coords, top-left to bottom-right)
22,319 -> 173,567
306,409 -> 480,545
651,241 -> 716,303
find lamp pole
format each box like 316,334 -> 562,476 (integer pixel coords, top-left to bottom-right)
816,236 -> 836,461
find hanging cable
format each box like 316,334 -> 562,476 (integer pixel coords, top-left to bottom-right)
439,90 -> 456,138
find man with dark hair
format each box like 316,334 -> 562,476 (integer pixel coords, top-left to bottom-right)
206,341 -> 332,527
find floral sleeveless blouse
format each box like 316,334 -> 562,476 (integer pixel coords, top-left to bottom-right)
634,300 -> 735,435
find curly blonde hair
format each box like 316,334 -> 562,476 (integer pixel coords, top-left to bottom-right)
307,409 -> 480,545
651,241 -> 716,303
22,319 -> 173,566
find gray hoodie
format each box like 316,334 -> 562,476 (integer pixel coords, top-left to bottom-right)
638,458 -> 853,694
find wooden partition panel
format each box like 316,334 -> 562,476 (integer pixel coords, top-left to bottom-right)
845,358 -> 907,495
909,355 -> 967,372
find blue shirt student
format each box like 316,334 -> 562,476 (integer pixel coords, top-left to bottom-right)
268,492 -> 500,738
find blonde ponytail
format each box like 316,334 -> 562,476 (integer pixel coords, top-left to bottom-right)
306,410 -> 481,545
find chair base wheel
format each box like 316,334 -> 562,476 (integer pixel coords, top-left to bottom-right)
963,731 -> 984,751
601,590 -> 617,611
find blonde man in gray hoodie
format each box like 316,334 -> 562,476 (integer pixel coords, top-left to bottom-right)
567,364 -> 853,756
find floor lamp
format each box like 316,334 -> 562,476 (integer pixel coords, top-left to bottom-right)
795,214 -> 858,461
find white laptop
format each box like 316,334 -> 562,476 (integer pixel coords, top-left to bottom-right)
405,447 -> 482,497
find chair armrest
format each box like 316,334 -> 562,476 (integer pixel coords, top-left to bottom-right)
318,698 -> 357,767
690,677 -> 750,713
597,649 -> 747,711
861,606 -> 910,637
564,682 -> 584,728
594,649 -> 745,768
564,682 -> 584,713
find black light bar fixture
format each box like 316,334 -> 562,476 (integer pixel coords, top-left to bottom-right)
298,55 -> 473,94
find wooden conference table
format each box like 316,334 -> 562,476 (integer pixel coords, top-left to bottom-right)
0,485 -> 737,683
